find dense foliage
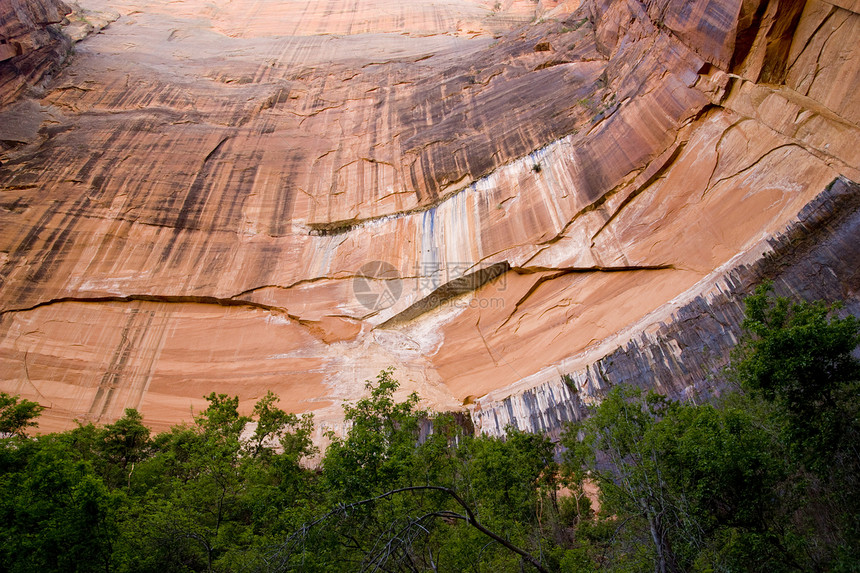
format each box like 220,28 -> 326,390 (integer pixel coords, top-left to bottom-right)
1,285 -> 858,572
561,284 -> 860,572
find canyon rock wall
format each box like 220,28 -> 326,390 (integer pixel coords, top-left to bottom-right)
473,176 -> 860,436
0,0 -> 857,436
0,0 -> 70,108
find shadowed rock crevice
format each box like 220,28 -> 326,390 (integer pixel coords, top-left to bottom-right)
0,293 -> 293,318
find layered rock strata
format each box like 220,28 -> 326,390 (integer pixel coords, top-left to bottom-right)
472,176 -> 860,436
0,0 -> 857,436
0,0 -> 70,108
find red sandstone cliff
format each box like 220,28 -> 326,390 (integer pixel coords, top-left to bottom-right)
0,0 -> 857,436
0,0 -> 71,107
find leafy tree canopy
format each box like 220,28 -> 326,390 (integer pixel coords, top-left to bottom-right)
0,286 -> 858,572
0,391 -> 45,437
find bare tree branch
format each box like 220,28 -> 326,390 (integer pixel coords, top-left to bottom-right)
275,485 -> 550,573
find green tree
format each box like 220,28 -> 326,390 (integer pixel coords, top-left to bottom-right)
100,408 -> 151,489
248,390 -> 316,462
113,390 -> 319,572
561,385 -> 785,573
284,370 -> 561,572
0,392 -> 45,437
322,367 -> 424,501
562,387 -> 684,573
560,286 -> 860,573
729,283 -> 860,569
0,436 -> 120,573
732,282 -> 860,469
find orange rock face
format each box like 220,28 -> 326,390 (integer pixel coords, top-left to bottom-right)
0,0 -> 858,436
0,0 -> 70,107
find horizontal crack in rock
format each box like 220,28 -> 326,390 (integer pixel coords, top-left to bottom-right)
0,294 -> 290,318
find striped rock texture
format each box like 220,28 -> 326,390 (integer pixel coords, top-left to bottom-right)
0,0 -> 858,437
0,0 -> 70,107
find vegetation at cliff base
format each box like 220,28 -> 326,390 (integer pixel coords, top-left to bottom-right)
1,285 -> 858,572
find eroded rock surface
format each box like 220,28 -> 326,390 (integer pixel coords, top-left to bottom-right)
473,176 -> 860,436
0,0 -> 857,435
0,0 -> 70,108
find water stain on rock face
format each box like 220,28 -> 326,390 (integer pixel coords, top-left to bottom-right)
0,0 -> 858,436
